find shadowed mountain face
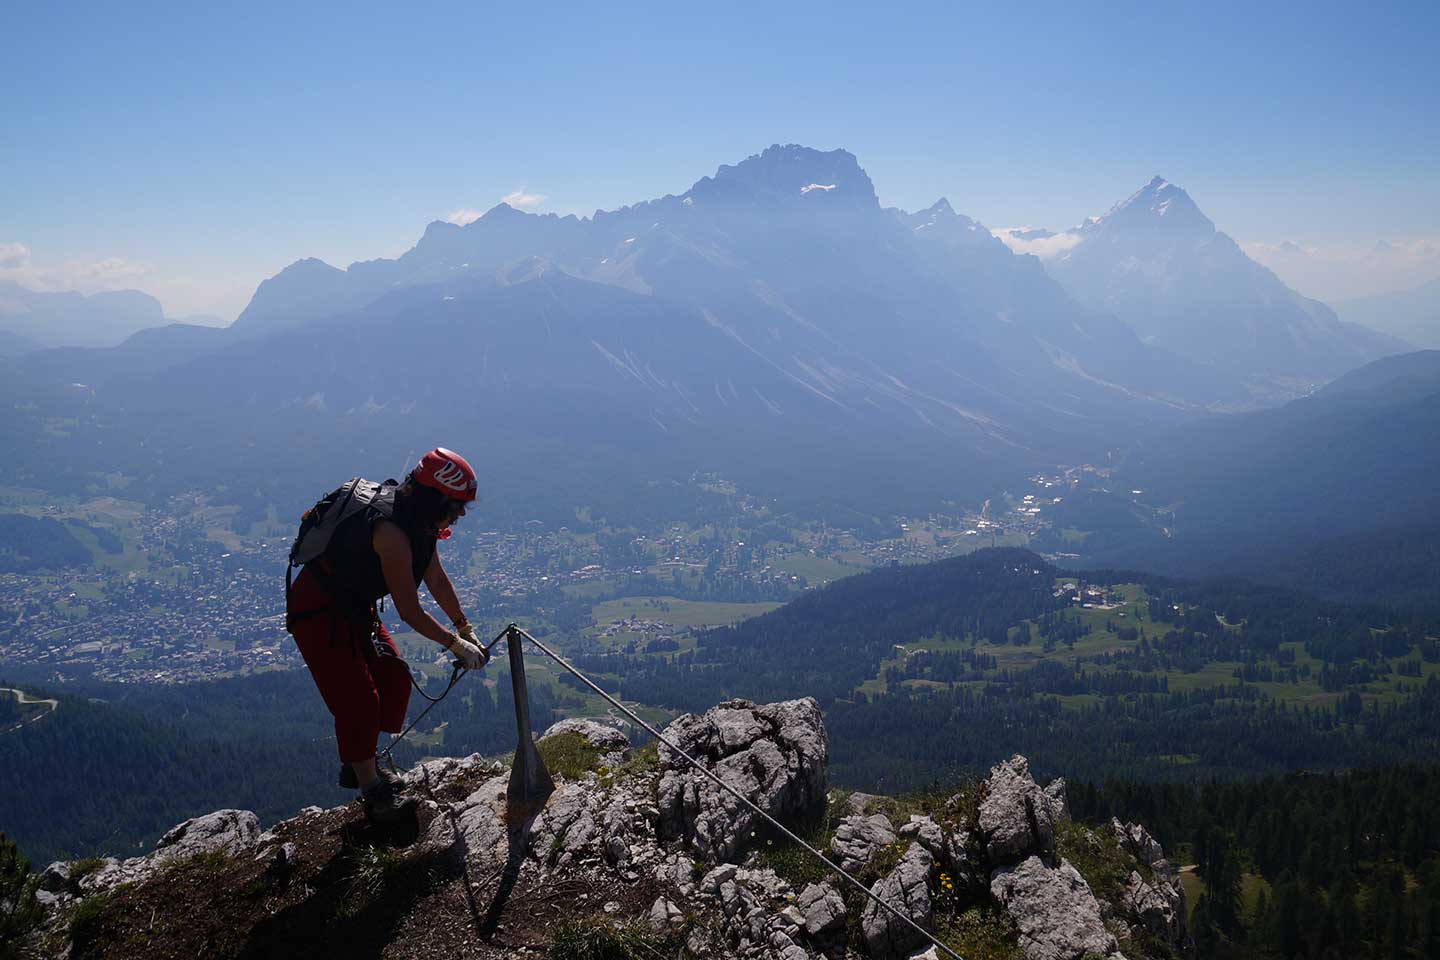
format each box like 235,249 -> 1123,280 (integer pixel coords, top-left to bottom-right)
1045,177 -> 1407,384
1038,350 -> 1440,584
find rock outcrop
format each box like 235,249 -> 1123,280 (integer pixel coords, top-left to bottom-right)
656,698 -> 828,863
38,809 -> 263,908
1113,818 -> 1189,943
991,856 -> 1122,960
28,700 -> 1191,960
978,755 -> 1055,865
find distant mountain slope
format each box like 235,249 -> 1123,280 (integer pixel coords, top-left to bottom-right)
1045,177 -> 1407,385
0,281 -> 165,349
1040,350 -> 1440,583
0,327 -> 42,356
1333,275 -> 1440,349
19,322 -> 230,386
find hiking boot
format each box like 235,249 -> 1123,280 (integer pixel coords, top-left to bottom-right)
339,763 -> 401,791
360,777 -> 414,824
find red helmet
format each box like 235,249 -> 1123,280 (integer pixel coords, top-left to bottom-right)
413,447 -> 478,502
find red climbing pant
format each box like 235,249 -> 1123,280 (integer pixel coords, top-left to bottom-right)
286,565 -> 412,764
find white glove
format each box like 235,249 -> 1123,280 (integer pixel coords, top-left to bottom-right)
447,635 -> 488,670
457,621 -> 480,645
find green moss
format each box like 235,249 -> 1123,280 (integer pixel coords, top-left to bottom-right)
537,731 -> 606,781
546,916 -> 674,960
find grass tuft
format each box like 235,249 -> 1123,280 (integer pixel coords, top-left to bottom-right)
752,789 -> 851,889
67,857 -> 107,883
537,731 -> 606,781
337,846 -> 431,920
546,916 -> 672,960
932,906 -> 1026,960
66,892 -> 113,955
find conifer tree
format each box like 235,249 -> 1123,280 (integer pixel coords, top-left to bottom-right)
0,833 -> 41,960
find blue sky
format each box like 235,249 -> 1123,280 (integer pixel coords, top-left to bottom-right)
3,1 -> 1437,316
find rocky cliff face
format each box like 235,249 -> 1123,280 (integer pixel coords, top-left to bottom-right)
25,700 -> 1190,960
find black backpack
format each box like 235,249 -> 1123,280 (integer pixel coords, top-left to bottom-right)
286,477 -> 394,595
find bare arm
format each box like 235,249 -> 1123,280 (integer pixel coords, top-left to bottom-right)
422,551 -> 466,627
373,520 -> 455,648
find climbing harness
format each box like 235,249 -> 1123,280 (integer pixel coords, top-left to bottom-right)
503,624 -> 968,960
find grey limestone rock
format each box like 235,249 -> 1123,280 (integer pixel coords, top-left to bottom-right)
421,773 -> 510,863
797,881 -> 847,950
1111,819 -> 1165,870
862,843 -> 934,958
979,756 -> 1055,867
70,809 -> 263,897
899,814 -> 946,859
1124,870 -> 1185,942
1043,778 -> 1070,822
649,896 -> 687,931
990,855 -> 1122,960
845,791 -> 882,816
831,814 -> 898,873
401,752 -> 501,794
156,809 -> 260,858
657,698 -> 828,863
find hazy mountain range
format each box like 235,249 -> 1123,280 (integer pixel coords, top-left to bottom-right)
0,281 -> 165,352
1334,275 -> 1440,349
1,146 -> 1424,534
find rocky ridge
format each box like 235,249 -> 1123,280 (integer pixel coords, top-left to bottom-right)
25,700 -> 1190,960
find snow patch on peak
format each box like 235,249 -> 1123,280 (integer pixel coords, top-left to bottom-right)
801,183 -> 837,194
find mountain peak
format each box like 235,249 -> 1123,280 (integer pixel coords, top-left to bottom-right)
686,144 -> 879,210
1089,175 -> 1214,238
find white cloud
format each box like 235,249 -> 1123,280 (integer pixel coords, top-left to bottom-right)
1243,238 -> 1440,302
991,227 -> 1083,260
0,240 -> 157,299
0,242 -> 30,270
445,187 -> 547,224
445,209 -> 484,226
499,187 -> 547,211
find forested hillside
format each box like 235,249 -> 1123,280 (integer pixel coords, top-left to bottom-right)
575,549 -> 1440,787
1077,767 -> 1440,958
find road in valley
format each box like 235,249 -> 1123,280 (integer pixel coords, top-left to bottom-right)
0,686 -> 58,732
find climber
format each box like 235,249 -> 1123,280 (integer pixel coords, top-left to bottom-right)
285,448 -> 491,822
